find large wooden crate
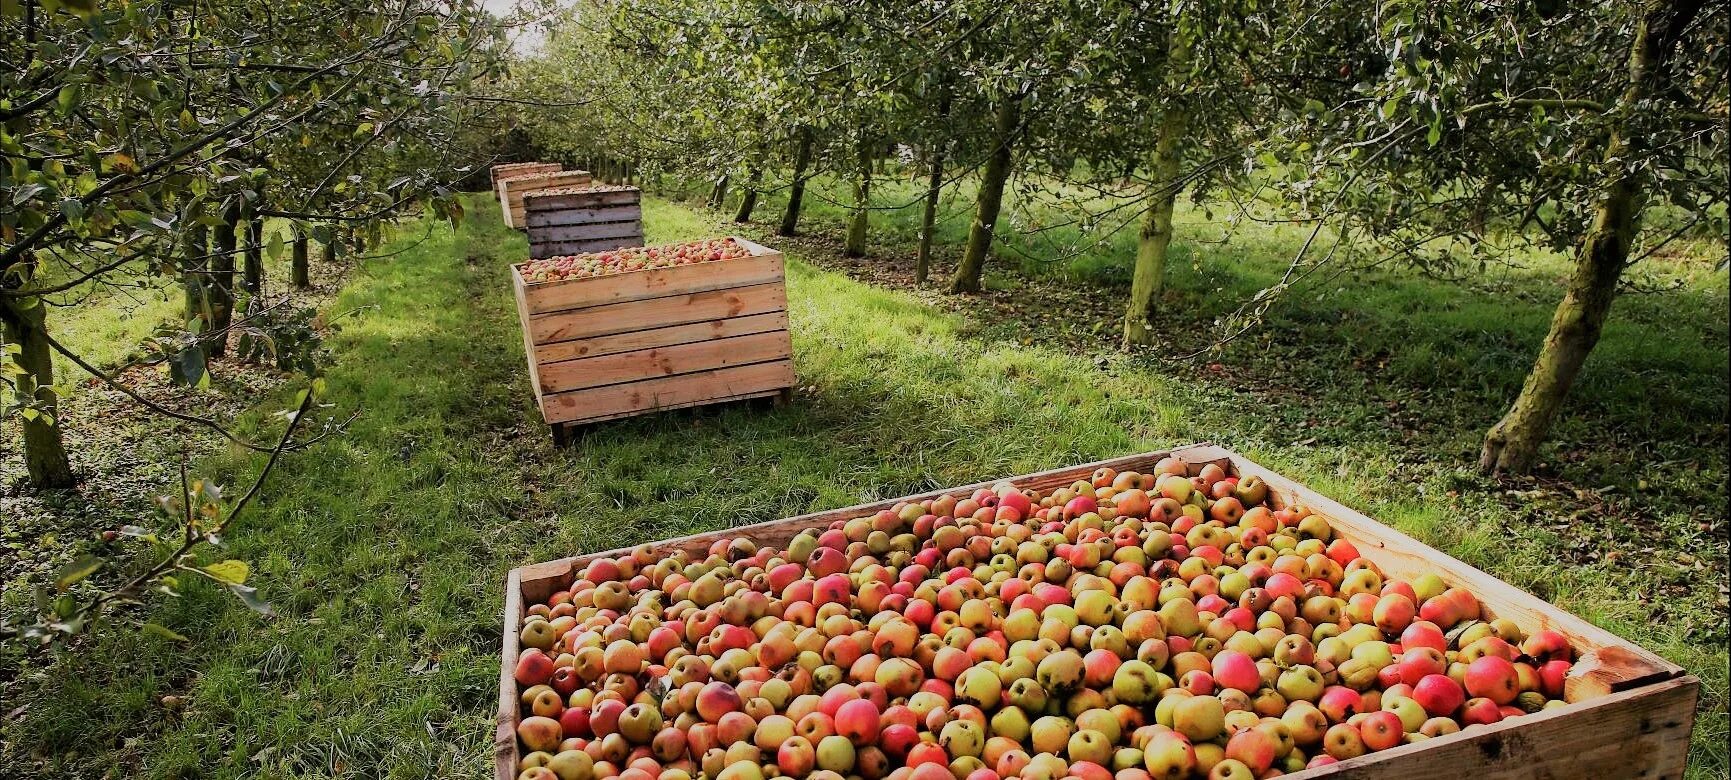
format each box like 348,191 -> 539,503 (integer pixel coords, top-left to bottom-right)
495,443 -> 1697,780
523,185 -> 645,260
490,161 -> 560,188
510,236 -> 794,441
498,169 -> 594,229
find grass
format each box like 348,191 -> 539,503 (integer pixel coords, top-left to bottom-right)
1,187 -> 1725,778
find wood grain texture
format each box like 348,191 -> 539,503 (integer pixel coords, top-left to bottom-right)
539,359 -> 795,424
533,312 -> 789,365
527,282 -> 786,344
525,204 -> 643,230
1281,675 -> 1698,779
530,220 -> 644,243
518,252 -> 784,314
528,236 -> 647,261
537,329 -> 791,394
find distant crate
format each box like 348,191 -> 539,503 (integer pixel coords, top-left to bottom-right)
488,162 -> 560,189
510,236 -> 794,443
523,185 -> 644,260
497,170 -> 593,229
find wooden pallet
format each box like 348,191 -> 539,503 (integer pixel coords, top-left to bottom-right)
495,443 -> 1698,780
511,236 -> 795,441
489,161 -> 560,189
497,170 -> 594,229
523,186 -> 644,260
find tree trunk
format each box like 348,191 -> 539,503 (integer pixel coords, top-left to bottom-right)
845,132 -> 873,258
291,225 -> 310,289
1,295 -> 75,489
779,129 -> 815,237
243,202 -> 263,297
916,150 -> 945,284
183,223 -> 209,327
1123,110 -> 1188,347
734,168 -> 762,223
949,95 -> 1022,294
916,92 -> 953,284
208,199 -> 240,357
321,231 -> 338,267
708,174 -> 730,210
1124,26 -> 1194,348
1478,0 -> 1699,474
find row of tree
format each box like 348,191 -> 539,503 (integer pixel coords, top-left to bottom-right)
3,0 -> 512,491
506,0 -> 1726,474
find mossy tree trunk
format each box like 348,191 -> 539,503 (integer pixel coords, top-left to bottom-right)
949,94 -> 1021,294
779,129 -> 814,237
1479,0 -> 1699,474
708,174 -> 730,210
182,223 -> 209,327
1124,26 -> 1193,348
1,286 -> 75,489
321,229 -> 338,267
845,132 -> 873,258
242,200 -> 264,297
916,92 -> 952,284
734,168 -> 762,223
291,224 -> 311,289
208,199 -> 240,357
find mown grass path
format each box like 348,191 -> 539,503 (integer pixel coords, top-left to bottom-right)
2,194 -> 1722,778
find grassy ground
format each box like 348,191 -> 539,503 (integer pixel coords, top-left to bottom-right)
1,188 -> 1725,778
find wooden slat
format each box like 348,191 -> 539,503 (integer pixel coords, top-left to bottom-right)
537,330 -> 791,394
530,220 -> 644,243
518,252 -> 784,315
1222,449 -> 1685,693
527,283 -> 786,345
524,203 -> 643,229
495,567 -> 525,780
533,312 -> 789,364
524,190 -> 641,215
540,359 -> 794,424
1280,675 -> 1697,779
511,272 -> 546,406
528,236 -> 646,261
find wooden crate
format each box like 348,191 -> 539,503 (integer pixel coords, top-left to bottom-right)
489,161 -> 560,188
495,443 -> 1698,780
498,170 -> 594,229
523,185 -> 645,260
510,236 -> 794,441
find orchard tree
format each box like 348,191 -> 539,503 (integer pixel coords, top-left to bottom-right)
3,0 -> 498,490
1267,0 -> 1726,473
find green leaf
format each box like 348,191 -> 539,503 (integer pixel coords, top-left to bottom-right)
267,229 -> 286,260
60,199 -> 85,222
203,559 -> 250,585
142,622 -> 190,642
56,83 -> 81,116
54,555 -> 104,591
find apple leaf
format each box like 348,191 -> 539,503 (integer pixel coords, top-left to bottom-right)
142,622 -> 190,642
203,559 -> 250,585
54,555 -> 104,591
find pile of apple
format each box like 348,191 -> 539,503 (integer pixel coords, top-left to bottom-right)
521,238 -> 750,283
512,459 -> 1577,780
532,184 -> 639,198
